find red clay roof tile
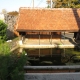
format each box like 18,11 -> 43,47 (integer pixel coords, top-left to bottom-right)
16,8 -> 80,32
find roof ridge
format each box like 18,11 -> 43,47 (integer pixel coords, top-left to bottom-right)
19,7 -> 80,10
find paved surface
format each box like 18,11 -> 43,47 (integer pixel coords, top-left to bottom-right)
24,39 -> 75,45
24,73 -> 80,80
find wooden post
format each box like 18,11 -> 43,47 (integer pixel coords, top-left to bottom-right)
19,35 -> 23,45
51,48 -> 52,57
64,32 -> 65,40
39,32 -> 40,57
63,48 -> 65,57
64,32 -> 65,57
51,32 -> 52,45
19,48 -> 23,53
60,32 -> 61,41
49,32 -> 50,44
39,32 -> 40,45
39,48 -> 40,57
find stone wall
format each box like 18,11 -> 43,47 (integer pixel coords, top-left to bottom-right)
4,14 -> 18,39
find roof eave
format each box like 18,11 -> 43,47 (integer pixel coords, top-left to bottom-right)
16,29 -> 79,32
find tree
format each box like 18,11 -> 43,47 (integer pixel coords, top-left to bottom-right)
47,0 -> 57,8
46,0 -> 80,8
0,20 -> 7,43
2,9 -> 7,14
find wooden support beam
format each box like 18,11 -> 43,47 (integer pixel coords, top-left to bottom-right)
51,32 -> 52,45
51,48 -> 52,57
39,48 -> 40,57
49,32 -> 50,43
39,32 -> 40,45
64,32 -> 65,40
64,32 -> 65,57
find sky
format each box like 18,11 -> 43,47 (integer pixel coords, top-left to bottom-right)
0,0 -> 47,12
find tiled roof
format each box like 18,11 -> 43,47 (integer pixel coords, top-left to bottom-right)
16,7 -> 80,32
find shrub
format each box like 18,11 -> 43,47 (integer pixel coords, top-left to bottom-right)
0,43 -> 27,80
0,20 -> 7,43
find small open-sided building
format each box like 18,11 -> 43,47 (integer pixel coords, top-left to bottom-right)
14,8 -> 80,56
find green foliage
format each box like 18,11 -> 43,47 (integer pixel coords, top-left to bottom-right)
61,48 -> 80,63
0,43 -> 10,55
0,43 -> 27,80
47,0 -> 80,8
0,20 -> 7,43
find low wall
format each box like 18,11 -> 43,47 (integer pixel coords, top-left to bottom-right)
24,73 -> 80,80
